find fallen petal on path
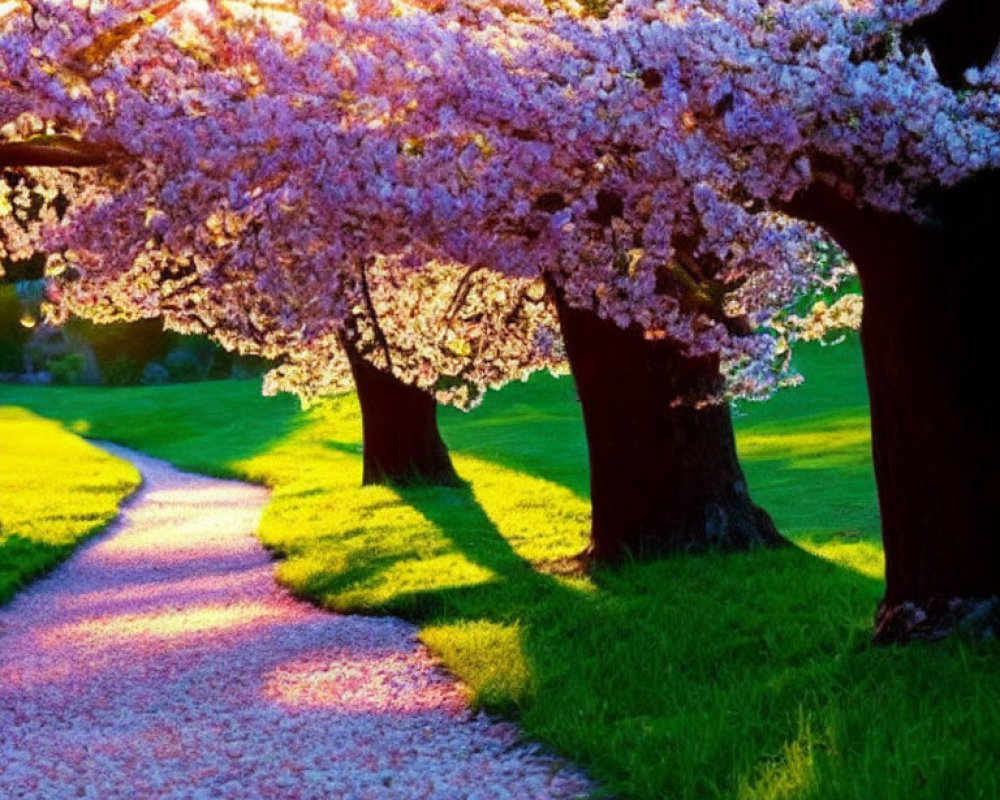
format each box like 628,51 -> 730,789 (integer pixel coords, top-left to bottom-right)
0,443 -> 594,800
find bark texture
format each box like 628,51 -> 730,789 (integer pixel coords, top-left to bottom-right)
551,292 -> 784,563
787,176 -> 1000,643
342,338 -> 459,487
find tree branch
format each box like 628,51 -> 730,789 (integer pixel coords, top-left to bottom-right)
358,259 -> 394,372
0,137 -> 111,169
67,0 -> 182,75
444,264 -> 482,321
906,0 -> 1000,88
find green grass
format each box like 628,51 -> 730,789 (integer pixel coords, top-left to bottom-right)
1,335 -> 998,800
0,407 -> 141,604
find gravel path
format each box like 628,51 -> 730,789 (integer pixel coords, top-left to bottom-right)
0,444 -> 593,800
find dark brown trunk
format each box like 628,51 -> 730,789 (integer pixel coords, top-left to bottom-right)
341,338 -> 459,487
905,0 -> 1000,88
787,179 -> 1000,643
777,0 -> 1000,641
551,291 -> 784,562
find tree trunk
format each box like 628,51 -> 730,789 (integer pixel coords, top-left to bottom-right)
341,338 -> 459,487
905,0 -> 1000,88
787,178 -> 1000,643
551,291 -> 784,563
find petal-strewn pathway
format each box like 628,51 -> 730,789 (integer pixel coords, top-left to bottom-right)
0,444 -> 592,800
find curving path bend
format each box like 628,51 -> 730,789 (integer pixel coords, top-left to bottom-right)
0,443 -> 592,800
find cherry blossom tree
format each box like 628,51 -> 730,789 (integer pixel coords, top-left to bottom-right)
24,0 -> 996,622
775,0 -> 1000,642
1,0 -> 991,640
261,0 -> 1000,636
0,0 -> 827,563
0,0 -> 570,487
634,0 -> 999,641
263,260 -> 565,485
1,154 -> 564,487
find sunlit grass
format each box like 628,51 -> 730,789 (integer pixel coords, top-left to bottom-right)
2,335 -> 998,799
0,407 -> 140,604
421,620 -> 535,708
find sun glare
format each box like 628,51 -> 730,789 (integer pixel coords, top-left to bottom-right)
262,653 -> 466,714
41,600 -> 305,647
0,1 -> 21,21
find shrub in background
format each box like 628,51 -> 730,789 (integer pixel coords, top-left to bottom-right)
0,286 -> 31,374
164,344 -> 213,382
230,355 -> 270,380
102,355 -> 143,386
0,286 -> 272,385
48,353 -> 87,385
68,318 -> 169,376
140,362 -> 170,385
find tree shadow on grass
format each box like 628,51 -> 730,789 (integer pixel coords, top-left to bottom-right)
437,338 -> 874,519
390,483 -> 569,619
321,439 -> 366,461
440,374 -> 591,501
320,476 -> 1000,800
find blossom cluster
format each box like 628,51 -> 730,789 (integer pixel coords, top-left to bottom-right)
787,293 -> 864,343
1,0 -> 994,401
262,259 -> 566,409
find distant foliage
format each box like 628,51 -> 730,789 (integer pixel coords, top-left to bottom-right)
0,286 -> 30,373
164,345 -> 212,382
48,352 -> 86,385
0,281 -> 261,385
140,361 -> 169,385
101,354 -> 143,386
